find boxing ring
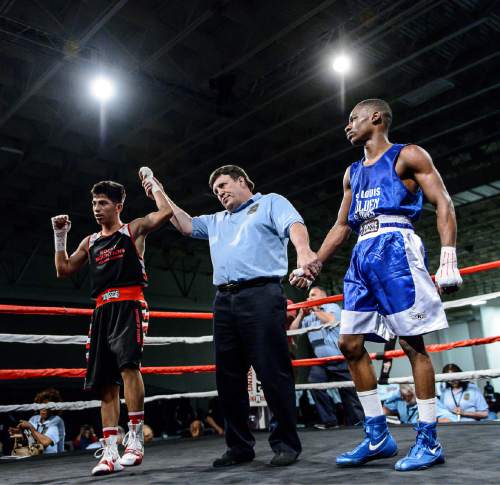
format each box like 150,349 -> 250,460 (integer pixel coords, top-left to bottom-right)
0,260 -> 499,484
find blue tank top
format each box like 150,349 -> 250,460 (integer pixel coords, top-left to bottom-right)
347,144 -> 422,233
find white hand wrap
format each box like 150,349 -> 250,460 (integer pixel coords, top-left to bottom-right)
435,246 -> 463,289
292,268 -> 313,287
139,166 -> 161,194
51,215 -> 71,252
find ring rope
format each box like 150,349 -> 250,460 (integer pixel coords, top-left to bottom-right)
1,369 -> 498,413
1,292 -> 498,346
0,334 -> 215,345
2,335 -> 499,380
0,323 -> 338,346
0,261 -> 497,318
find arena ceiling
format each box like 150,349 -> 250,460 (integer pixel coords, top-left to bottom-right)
0,0 -> 499,303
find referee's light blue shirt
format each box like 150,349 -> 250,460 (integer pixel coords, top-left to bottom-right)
191,192 -> 304,285
301,303 -> 343,358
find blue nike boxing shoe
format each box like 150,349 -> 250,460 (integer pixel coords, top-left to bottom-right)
394,421 -> 445,471
336,415 -> 398,467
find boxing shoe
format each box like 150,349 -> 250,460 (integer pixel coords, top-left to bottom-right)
119,422 -> 144,467
336,415 -> 398,467
394,421 -> 445,471
91,437 -> 124,476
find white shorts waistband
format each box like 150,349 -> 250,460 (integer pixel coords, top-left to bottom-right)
357,215 -> 414,241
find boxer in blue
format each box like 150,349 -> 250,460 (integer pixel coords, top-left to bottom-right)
291,99 -> 462,471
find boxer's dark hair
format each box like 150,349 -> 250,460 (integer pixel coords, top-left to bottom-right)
91,180 -> 126,203
209,165 -> 255,192
442,363 -> 469,390
356,98 -> 393,128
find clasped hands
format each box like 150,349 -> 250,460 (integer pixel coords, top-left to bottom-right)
289,250 -> 322,289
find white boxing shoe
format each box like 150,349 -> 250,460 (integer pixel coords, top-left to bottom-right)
119,422 -> 144,467
91,437 -> 124,476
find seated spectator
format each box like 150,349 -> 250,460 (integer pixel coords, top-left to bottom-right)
189,399 -> 225,438
383,384 -> 453,424
86,425 -> 125,450
439,363 -> 489,421
290,286 -> 364,428
73,425 -> 98,450
175,398 -> 196,436
286,299 -> 298,358
143,424 -> 154,443
9,388 -> 65,454
189,418 -> 204,439
383,384 -> 419,424
483,381 -> 500,419
296,389 -> 320,426
205,397 -> 224,436
172,399 -> 203,439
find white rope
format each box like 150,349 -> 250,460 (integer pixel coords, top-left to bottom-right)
288,322 -> 339,336
0,325 -> 328,345
0,334 -> 216,345
441,291 -> 500,310
0,391 -> 219,413
0,334 -> 87,345
1,369 -> 499,413
296,369 -> 500,390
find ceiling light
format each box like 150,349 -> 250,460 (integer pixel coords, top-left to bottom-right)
90,76 -> 115,102
332,54 -> 352,74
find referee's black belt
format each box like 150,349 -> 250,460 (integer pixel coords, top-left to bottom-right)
217,276 -> 282,293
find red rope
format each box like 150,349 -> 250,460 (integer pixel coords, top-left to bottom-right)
0,305 -> 213,320
2,335 -> 499,380
0,260 -> 498,318
291,335 -> 500,367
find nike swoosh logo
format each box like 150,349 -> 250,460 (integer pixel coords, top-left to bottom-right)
368,435 -> 387,451
429,446 -> 440,454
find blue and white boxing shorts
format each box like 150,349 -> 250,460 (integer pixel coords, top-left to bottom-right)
341,215 -> 448,342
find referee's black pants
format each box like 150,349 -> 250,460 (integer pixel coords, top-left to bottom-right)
213,281 -> 301,456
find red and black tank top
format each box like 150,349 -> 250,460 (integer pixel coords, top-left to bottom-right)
87,224 -> 148,298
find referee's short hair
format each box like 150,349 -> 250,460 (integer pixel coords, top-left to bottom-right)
209,165 -> 255,192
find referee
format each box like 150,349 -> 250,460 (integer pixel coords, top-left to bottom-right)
144,165 -> 320,467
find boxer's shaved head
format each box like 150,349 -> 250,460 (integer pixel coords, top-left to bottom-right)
355,99 -> 393,128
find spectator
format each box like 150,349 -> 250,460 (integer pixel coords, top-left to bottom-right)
189,399 -> 225,439
85,425 -> 125,450
176,398 -> 196,433
143,424 -> 154,443
383,384 -> 452,424
483,381 -> 500,419
172,399 -> 204,439
9,388 -> 65,454
290,286 -> 364,428
296,390 -> 319,427
73,425 -> 98,450
383,384 -> 419,424
189,416 -> 204,439
205,397 -> 224,436
439,364 -> 488,421
286,299 -> 299,358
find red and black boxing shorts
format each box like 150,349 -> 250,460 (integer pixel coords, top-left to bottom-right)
84,286 -> 149,391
